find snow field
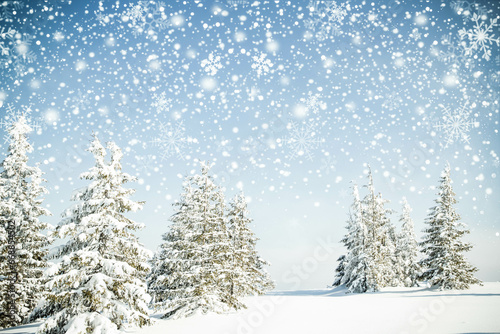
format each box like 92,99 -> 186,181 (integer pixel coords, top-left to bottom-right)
1,283 -> 498,334
127,282 -> 500,334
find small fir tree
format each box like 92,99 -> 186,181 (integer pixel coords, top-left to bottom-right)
148,162 -> 236,319
227,193 -> 275,298
0,114 -> 52,329
34,137 -> 151,334
395,198 -> 421,287
419,164 -> 481,290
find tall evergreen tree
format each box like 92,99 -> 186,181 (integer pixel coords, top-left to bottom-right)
362,169 -> 397,289
395,198 -> 421,287
0,114 -> 52,329
227,193 -> 274,298
340,184 -> 377,293
419,164 -> 481,290
34,137 -> 151,334
148,162 -> 236,319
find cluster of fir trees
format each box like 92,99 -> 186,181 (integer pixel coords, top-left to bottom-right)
0,114 -> 273,333
333,166 -> 481,293
147,162 -> 275,319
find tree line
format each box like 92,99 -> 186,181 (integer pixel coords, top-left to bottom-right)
0,113 -> 482,333
0,115 -> 274,333
333,166 -> 481,292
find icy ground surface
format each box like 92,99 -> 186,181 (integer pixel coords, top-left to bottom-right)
1,283 -> 499,334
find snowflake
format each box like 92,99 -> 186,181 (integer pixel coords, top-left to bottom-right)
0,104 -> 40,143
214,136 -> 233,154
283,121 -> 323,161
251,52 -> 273,77
434,102 -> 476,148
458,13 -> 500,61
301,92 -> 325,114
95,11 -> 114,26
151,92 -> 172,113
65,90 -> 90,114
0,1 -> 23,22
435,35 -> 470,68
240,136 -> 261,157
489,71 -> 500,85
304,0 -> 347,41
151,121 -> 195,160
122,1 -> 169,40
325,1 -> 347,24
320,155 -> 337,175
382,92 -> 403,111
418,107 -> 441,133
0,27 -> 15,56
451,1 -> 488,22
0,32 -> 37,78
134,154 -> 157,174
201,52 -> 223,76
410,28 -> 421,41
226,0 -> 249,7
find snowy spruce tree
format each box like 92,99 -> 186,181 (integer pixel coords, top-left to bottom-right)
34,136 -> 152,334
227,193 -> 274,298
0,114 -> 52,329
395,198 -> 421,287
148,162 -> 236,319
419,164 -> 481,290
339,184 -> 378,293
362,169 -> 398,289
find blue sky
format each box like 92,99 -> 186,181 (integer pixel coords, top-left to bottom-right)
0,0 -> 499,289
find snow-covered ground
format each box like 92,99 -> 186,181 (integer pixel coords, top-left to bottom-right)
2,283 -> 499,334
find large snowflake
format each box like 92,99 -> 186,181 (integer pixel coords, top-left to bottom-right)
0,32 -> 37,78
283,121 -> 323,161
151,121 -> 195,160
434,34 -> 472,69
458,13 -> 499,61
0,104 -> 40,144
434,103 -> 476,148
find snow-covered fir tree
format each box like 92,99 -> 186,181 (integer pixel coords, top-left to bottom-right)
362,169 -> 397,289
227,193 -> 275,298
395,198 -> 421,287
0,114 -> 52,329
419,164 -> 481,290
148,162 -> 236,319
339,184 -> 377,293
33,136 -> 152,334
